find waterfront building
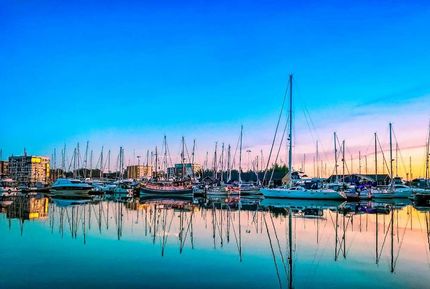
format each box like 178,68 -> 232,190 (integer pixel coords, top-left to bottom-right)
174,163 -> 202,178
0,161 -> 8,177
8,156 -> 50,185
127,165 -> 153,179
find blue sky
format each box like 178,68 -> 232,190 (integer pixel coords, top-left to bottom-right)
1,0 -> 430,174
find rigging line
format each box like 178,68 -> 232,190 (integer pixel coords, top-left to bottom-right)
295,79 -> 321,146
226,205 -> 241,254
378,213 -> 393,261
269,211 -> 288,277
363,136 -> 375,157
263,212 -> 283,289
302,106 -> 317,143
232,132 -> 241,169
165,209 -> 175,246
180,211 -> 195,252
328,210 -> 344,255
392,130 -> 409,177
304,216 -> 332,287
269,115 -> 289,184
184,142 -> 191,164
300,104 -> 329,163
393,212 -> 411,269
214,207 -> 224,246
165,140 -> 173,168
376,135 -> 391,177
263,79 -> 290,184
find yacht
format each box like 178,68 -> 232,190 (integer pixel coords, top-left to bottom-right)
372,184 -> 413,199
226,182 -> 261,195
260,75 -> 346,201
0,178 -> 20,197
50,178 -> 93,197
141,180 -> 193,197
261,186 -> 346,200
113,180 -> 135,196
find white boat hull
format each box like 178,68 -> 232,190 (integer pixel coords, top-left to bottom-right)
260,188 -> 346,200
372,188 -> 412,199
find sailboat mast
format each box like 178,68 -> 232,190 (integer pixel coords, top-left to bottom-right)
389,123 -> 393,187
181,136 -> 185,179
84,141 -> 89,177
395,143 -> 399,177
220,143 -> 225,183
316,141 -> 319,178
426,120 -> 430,186
374,133 -> 378,185
342,140 -> 345,183
164,135 -> 168,177
288,74 -> 293,186
239,125 -> 243,184
108,150 -> 111,173
288,208 -> 293,289
334,132 -> 338,183
213,142 -> 218,179
100,146 -> 104,180
227,145 -> 232,182
89,150 -> 93,179
192,139 -> 196,178
155,146 -> 158,179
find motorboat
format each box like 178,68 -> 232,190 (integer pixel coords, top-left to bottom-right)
50,178 -> 93,197
113,181 -> 134,196
0,178 -> 20,197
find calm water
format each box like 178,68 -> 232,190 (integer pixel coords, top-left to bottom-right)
0,195 -> 429,289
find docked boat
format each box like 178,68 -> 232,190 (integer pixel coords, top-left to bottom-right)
140,180 -> 193,197
260,75 -> 346,201
0,178 -> 20,197
372,184 -> 413,199
261,186 -> 346,200
50,178 -> 93,197
227,182 -> 261,195
113,181 -> 134,196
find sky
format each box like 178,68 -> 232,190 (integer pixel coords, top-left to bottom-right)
1,0 -> 430,177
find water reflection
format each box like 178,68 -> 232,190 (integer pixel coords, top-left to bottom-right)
0,195 -> 429,288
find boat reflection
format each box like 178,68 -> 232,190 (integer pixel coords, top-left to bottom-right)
1,195 -> 429,288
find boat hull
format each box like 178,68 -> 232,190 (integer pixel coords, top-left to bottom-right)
50,188 -> 92,197
260,188 -> 346,200
372,190 -> 412,199
140,187 -> 193,197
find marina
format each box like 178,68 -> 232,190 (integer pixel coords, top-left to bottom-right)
2,0 -> 430,287
0,194 -> 430,288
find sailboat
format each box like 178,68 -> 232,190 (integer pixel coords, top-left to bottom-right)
260,75 -> 346,200
412,121 -> 430,204
226,126 -> 261,196
372,123 -> 413,199
141,137 -> 194,197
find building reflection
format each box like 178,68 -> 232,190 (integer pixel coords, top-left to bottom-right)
1,196 -> 49,220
